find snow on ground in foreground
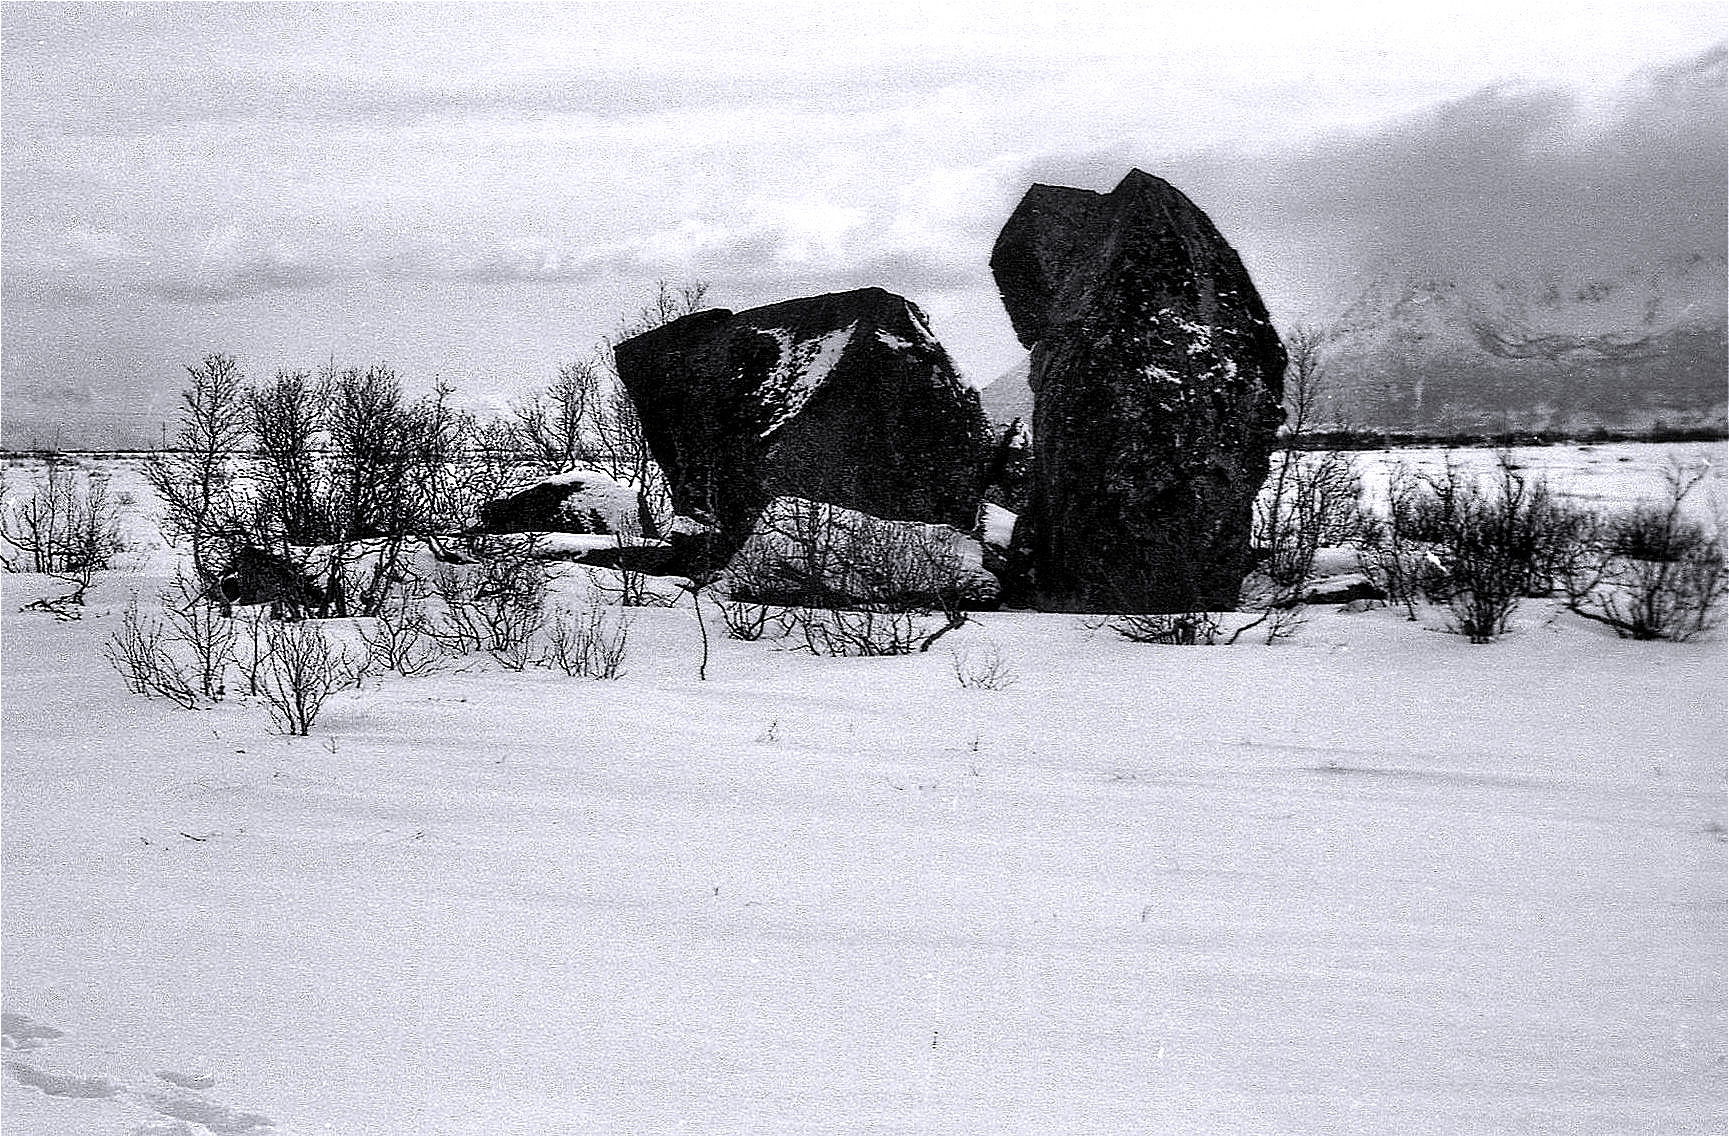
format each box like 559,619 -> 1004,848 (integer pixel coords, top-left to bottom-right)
2,445 -> 1726,1134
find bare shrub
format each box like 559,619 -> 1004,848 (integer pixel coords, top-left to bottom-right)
161,571 -> 237,700
540,604 -> 632,679
1,462 -> 123,574
1356,461 -> 1430,619
1258,323 -> 1363,600
951,641 -> 1018,690
427,563 -> 485,655
1565,462 -> 1727,642
231,607 -> 272,696
731,499 -> 978,653
358,593 -> 441,677
1260,451 -> 1365,594
513,359 -> 600,472
101,600 -> 200,708
1419,460 -> 1554,642
245,364 -> 505,616
147,354 -> 253,587
588,560 -> 677,608
1107,611 -> 1222,645
1220,602 -> 1310,645
717,597 -> 784,641
248,369 -> 328,546
791,605 -> 924,657
428,537 -> 549,661
259,620 -> 357,735
2,463 -> 125,610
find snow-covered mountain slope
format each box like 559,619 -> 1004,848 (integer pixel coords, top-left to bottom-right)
1326,254 -> 1728,433
979,356 -> 1033,428
983,255 -> 1726,437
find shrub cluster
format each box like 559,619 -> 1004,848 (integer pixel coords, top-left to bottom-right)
1351,457 -> 1725,643
1,461 -> 126,612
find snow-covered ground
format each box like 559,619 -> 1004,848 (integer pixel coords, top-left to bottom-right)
3,443 -> 1725,1134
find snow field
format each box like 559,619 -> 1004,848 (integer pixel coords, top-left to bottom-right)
2,444 -> 1725,1133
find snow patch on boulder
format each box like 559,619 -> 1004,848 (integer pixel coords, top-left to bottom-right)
757,322 -> 858,437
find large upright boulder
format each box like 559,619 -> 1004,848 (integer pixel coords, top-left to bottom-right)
613,288 -> 990,563
991,169 -> 1286,612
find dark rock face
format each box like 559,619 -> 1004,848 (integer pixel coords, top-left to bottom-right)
613,288 -> 990,563
991,169 -> 1286,612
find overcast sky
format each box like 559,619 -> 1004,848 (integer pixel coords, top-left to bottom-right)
2,1 -> 1724,446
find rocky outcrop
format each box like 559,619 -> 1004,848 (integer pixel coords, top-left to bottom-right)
613,288 -> 990,565
991,169 -> 1286,612
209,546 -> 328,616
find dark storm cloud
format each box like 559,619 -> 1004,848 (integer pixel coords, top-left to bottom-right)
1003,43 -> 1725,322
1222,44 -> 1722,288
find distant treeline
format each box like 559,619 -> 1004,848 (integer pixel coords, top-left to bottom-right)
6,422 -> 1726,462
1283,423 -> 1729,452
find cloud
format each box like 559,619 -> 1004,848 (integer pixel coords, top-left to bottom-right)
1281,45 -> 1723,277
135,237 -> 341,305
999,43 -> 1726,322
2,2 -> 1058,142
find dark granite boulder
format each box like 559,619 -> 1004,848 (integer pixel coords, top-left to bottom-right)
476,470 -> 646,536
209,546 -> 328,616
613,287 -> 990,564
991,169 -> 1287,612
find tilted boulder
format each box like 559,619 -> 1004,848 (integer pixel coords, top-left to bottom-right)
613,288 -> 990,565
991,168 -> 1286,612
